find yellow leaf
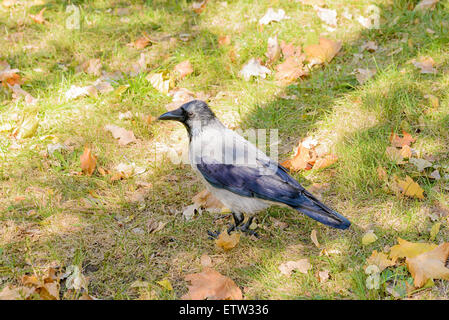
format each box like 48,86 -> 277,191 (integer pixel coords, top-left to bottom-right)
362,230 -> 378,245
406,243 -> 449,288
156,279 -> 173,291
430,222 -> 441,241
215,231 -> 240,251
365,250 -> 395,272
16,115 -> 39,139
389,237 -> 437,262
397,176 -> 425,199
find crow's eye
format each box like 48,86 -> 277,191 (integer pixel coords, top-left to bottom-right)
187,112 -> 194,117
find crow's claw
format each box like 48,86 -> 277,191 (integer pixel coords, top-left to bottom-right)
207,230 -> 221,239
236,225 -> 260,238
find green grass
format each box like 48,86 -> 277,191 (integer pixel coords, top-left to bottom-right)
0,0 -> 448,300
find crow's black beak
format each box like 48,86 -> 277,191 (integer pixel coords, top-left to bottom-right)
158,108 -> 186,122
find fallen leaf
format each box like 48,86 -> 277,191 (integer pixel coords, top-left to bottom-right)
239,58 -> 271,81
80,146 -> 97,176
127,33 -> 151,49
314,6 -> 337,26
389,130 -> 416,148
411,57 -> 437,74
312,154 -> 338,170
259,8 -> 289,25
266,35 -> 281,65
304,38 -> 342,65
318,270 -> 329,283
192,0 -> 208,14
0,285 -> 35,300
218,35 -> 231,46
396,176 -> 425,199
65,85 -> 98,100
275,51 -> 308,84
355,68 -> 376,84
146,72 -> 172,94
104,124 -> 137,146
310,229 -> 320,248
279,259 -> 311,276
409,157 -> 433,172
29,8 -> 47,24
15,115 -> 39,139
389,237 -> 437,262
63,265 -> 89,292
78,58 -> 102,76
429,222 -> 441,241
362,230 -> 378,245
406,243 -> 449,287
215,231 -> 240,251
414,0 -> 439,11
174,60 -> 193,79
366,250 -> 395,272
156,279 -> 173,291
182,268 -> 242,300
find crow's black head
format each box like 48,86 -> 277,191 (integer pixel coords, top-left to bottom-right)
158,100 -> 220,133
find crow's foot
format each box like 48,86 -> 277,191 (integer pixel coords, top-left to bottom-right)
207,229 -> 221,239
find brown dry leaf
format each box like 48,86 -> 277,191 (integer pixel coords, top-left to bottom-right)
279,259 -> 312,277
80,146 -> 97,176
275,54 -> 308,84
281,142 -> 317,171
29,8 -> 47,24
304,38 -> 342,65
385,146 -> 406,164
280,41 -> 297,58
389,237 -> 437,262
310,229 -> 320,248
318,270 -> 329,283
415,0 -> 440,11
218,35 -> 231,46
0,285 -> 35,300
192,0 -> 208,13
406,243 -> 449,287
193,189 -> 226,213
215,231 -> 240,251
366,250 -> 395,272
412,57 -> 437,74
182,267 -> 242,300
127,33 -> 151,49
390,130 -> 416,148
266,35 -> 281,65
174,60 -> 193,79
78,58 -> 102,76
397,176 -> 425,200
104,124 -> 137,146
313,154 -> 338,170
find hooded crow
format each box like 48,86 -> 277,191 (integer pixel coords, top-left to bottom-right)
158,100 -> 351,236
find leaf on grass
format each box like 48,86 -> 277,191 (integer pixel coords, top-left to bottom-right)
355,68 -> 376,84
406,243 -> 449,288
215,231 -> 240,251
275,50 -> 308,84
15,115 -> 39,139
396,176 -> 425,199
385,146 -> 409,164
0,285 -> 35,300
314,6 -> 337,27
78,58 -> 102,76
304,38 -> 342,65
429,223 -> 441,241
174,60 -> 193,79
366,250 -> 395,272
63,265 -> 89,292
146,72 -> 172,94
279,259 -> 311,277
8,84 -> 37,105
310,229 -> 320,248
362,230 -> 378,245
239,58 -> 271,81
259,8 -> 289,25
266,35 -> 281,65
389,130 -> 416,148
192,0 -> 208,14
318,270 -> 329,283
281,140 -> 317,171
409,157 -> 433,172
156,279 -> 173,291
200,254 -> 213,267
312,154 -> 338,170
127,33 -> 151,49
104,124 -> 137,146
80,146 -> 97,176
65,85 -> 98,100
182,268 -> 242,300
218,35 -> 231,46
414,0 -> 439,11
389,237 -> 437,262
411,57 -> 437,74
29,8 -> 47,24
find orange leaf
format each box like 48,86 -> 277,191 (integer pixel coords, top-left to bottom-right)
182,267 -> 242,300
29,8 -> 47,24
80,146 -> 97,176
174,60 -> 193,79
389,130 -> 416,148
282,143 -> 316,171
313,154 -> 338,170
304,38 -> 342,65
406,243 -> 449,287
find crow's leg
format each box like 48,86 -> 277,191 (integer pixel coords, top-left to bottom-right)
236,216 -> 260,237
207,212 -> 244,239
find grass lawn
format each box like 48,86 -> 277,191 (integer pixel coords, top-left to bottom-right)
0,0 -> 448,300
